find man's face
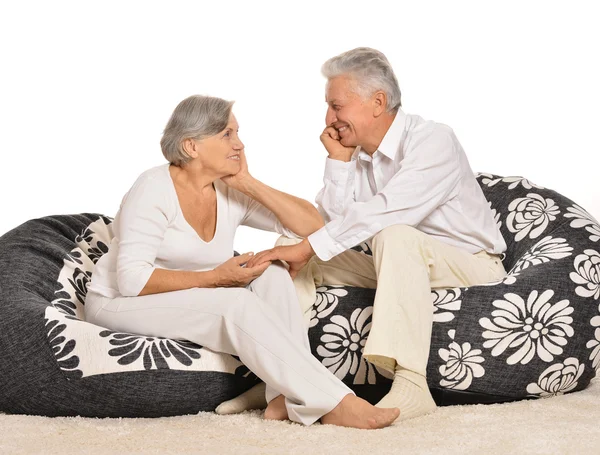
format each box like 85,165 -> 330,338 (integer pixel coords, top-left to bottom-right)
325,75 -> 374,148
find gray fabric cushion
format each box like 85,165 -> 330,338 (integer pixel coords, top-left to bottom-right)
0,174 -> 598,416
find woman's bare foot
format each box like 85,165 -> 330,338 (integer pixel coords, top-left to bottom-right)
263,395 -> 288,421
321,394 -> 400,429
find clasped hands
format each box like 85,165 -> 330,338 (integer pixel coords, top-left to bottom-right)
245,238 -> 315,279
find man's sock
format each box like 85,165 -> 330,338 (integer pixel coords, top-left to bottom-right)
376,368 -> 437,421
215,382 -> 267,415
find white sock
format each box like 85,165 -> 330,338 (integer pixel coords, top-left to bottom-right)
376,368 -> 437,421
214,383 -> 267,415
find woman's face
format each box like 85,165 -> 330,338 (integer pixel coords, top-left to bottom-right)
196,114 -> 244,176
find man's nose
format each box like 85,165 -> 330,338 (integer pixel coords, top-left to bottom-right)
325,107 -> 336,126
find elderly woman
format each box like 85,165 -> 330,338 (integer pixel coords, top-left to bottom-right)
84,95 -> 399,429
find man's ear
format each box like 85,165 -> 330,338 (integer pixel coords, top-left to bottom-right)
182,138 -> 199,159
373,91 -> 387,117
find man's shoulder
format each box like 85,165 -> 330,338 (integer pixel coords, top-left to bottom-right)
403,114 -> 457,152
406,114 -> 454,138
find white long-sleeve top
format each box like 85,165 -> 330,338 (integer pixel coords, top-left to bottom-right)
88,164 -> 298,298
307,110 -> 507,261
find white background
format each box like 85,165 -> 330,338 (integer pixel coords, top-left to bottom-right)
1,1 -> 598,254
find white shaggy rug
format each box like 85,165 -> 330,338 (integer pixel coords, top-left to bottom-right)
1,379 -> 598,455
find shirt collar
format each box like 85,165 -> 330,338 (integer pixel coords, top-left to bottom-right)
376,109 -> 406,160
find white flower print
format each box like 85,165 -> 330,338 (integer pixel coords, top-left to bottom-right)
309,286 -> 348,328
489,201 -> 501,230
501,176 -> 544,190
564,204 -> 600,243
432,289 -> 462,322
316,307 -> 392,384
439,329 -> 485,390
526,358 -> 584,397
587,315 -> 600,373
480,290 -> 574,365
570,249 -> 600,300
502,236 -> 573,284
476,173 -> 544,190
506,193 -> 560,241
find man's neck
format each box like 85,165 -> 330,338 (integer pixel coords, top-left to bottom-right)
361,112 -> 396,155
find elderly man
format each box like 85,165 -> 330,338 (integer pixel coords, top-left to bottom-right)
220,47 -> 507,421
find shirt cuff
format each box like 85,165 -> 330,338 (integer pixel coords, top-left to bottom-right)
307,225 -> 347,261
324,157 -> 355,183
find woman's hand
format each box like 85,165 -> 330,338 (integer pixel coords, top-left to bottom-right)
246,239 -> 314,279
222,149 -> 253,192
213,252 -> 271,287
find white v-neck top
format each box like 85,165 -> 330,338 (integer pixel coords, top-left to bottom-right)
88,164 -> 298,298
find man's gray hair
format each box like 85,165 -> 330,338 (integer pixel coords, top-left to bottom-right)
322,47 -> 401,112
161,95 -> 234,166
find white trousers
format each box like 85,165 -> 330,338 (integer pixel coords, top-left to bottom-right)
279,224 -> 507,377
85,262 -> 354,425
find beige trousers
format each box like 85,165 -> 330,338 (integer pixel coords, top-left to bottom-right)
278,224 -> 507,377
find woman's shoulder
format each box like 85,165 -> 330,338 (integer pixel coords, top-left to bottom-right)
128,163 -> 170,191
136,163 -> 170,183
120,163 -> 172,207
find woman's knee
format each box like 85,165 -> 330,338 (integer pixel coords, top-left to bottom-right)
252,261 -> 291,285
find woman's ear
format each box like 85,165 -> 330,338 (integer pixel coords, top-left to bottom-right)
182,138 -> 199,159
373,91 -> 387,117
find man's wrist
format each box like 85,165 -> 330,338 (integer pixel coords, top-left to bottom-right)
327,153 -> 352,162
302,238 -> 315,257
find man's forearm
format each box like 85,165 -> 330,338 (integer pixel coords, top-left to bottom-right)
238,177 -> 324,237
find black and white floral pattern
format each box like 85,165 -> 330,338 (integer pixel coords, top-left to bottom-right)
506,193 -> 560,241
570,249 -> 600,300
309,286 -> 348,328
432,288 -> 462,322
477,174 -> 545,191
4,170 -> 594,417
99,331 -> 203,370
587,311 -> 600,373
564,204 -> 600,243
502,236 -> 573,284
45,316 -> 83,380
439,329 -> 485,390
316,306 -> 392,384
526,357 -> 585,397
480,290 -> 574,365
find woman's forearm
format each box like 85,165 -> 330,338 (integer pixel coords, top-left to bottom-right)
239,177 -> 325,237
138,268 -> 217,296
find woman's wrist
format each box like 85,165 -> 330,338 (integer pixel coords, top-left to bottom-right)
197,270 -> 220,288
235,174 -> 258,195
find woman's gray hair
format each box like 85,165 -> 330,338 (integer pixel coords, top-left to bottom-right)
322,47 -> 401,112
161,95 -> 234,166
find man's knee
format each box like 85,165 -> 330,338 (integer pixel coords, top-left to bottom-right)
372,224 -> 423,248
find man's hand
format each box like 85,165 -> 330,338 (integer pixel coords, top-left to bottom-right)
213,253 -> 271,287
246,239 -> 315,279
320,126 -> 355,162
222,149 -> 253,191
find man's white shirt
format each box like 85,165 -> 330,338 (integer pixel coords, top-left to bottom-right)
307,109 -> 507,261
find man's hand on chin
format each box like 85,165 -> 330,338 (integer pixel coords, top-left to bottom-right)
246,238 -> 315,279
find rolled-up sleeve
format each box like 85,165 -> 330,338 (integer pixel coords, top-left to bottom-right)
308,130 -> 461,261
315,157 -> 357,223
116,176 -> 170,297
